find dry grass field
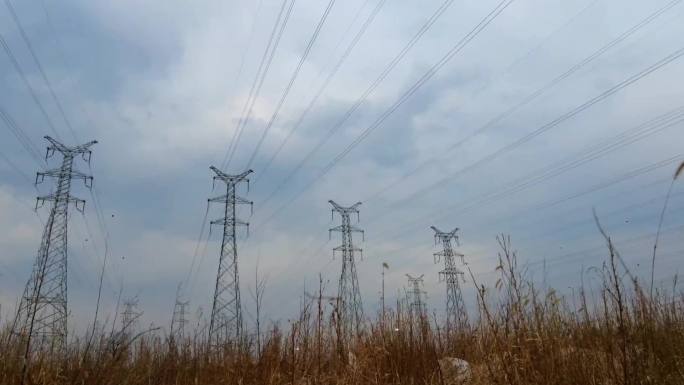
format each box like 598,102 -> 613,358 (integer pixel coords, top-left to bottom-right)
2,234 -> 684,385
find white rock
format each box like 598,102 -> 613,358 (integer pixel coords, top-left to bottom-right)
348,351 -> 358,371
438,357 -> 472,385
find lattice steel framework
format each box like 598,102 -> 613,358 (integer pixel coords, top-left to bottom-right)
171,299 -> 189,342
14,136 -> 96,353
329,200 -> 364,340
405,274 -> 427,321
431,226 -> 468,333
207,167 -> 252,345
121,297 -> 142,334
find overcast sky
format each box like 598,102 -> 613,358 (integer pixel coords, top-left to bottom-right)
1,0 -> 684,332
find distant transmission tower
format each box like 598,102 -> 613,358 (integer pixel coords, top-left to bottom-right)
112,296 -> 142,352
405,274 -> 427,322
121,297 -> 142,334
431,226 -> 468,334
328,200 -> 364,340
171,294 -> 189,342
14,136 -> 96,353
207,166 -> 253,345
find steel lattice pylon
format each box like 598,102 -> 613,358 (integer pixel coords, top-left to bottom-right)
207,166 -> 252,345
405,274 -> 427,322
431,226 -> 468,334
14,136 -> 96,353
170,284 -> 189,342
329,200 -> 364,341
171,299 -> 189,342
121,297 -> 142,335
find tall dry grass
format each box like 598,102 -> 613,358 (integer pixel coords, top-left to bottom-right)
2,234 -> 684,385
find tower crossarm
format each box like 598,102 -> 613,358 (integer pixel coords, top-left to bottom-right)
433,251 -> 444,263
36,195 -> 86,211
405,274 -> 425,282
433,250 -> 465,263
36,168 -> 93,187
208,195 -> 253,206
439,268 -> 465,281
210,166 -> 253,184
329,224 -> 364,234
210,218 -> 249,227
431,226 -> 460,245
44,136 -> 97,155
328,200 -> 361,213
333,245 -> 363,259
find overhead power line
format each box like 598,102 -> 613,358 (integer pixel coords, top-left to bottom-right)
367,186 -> 684,270
255,0 -> 388,182
363,0 -> 682,205
0,149 -> 33,185
370,105 -> 684,230
365,169 -> 676,269
193,0 -> 295,299
0,104 -> 46,168
246,0 -> 337,169
8,0 -> 116,291
365,194 -> 684,290
524,221 -> 684,271
38,0 -> 103,139
48,5 -> 114,280
0,32 -> 62,141
459,176 -> 675,249
376,45 -> 684,222
292,52 -> 684,282
256,0 -> 459,209
182,0 -> 265,298
229,0 -> 266,103
312,0 -> 374,83
259,0 -> 514,226
515,192 -> 684,249
493,0 -> 601,86
244,0 -> 386,252
4,0 -> 79,142
221,0 -> 296,170
292,0 -> 600,259
376,154 -> 684,246
499,176 -> 672,232
468,223 -> 684,282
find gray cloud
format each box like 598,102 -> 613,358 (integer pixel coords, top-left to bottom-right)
1,0 -> 684,327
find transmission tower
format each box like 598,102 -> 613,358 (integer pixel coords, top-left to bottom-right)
121,297 -> 142,334
431,226 -> 468,334
112,296 -> 142,352
328,200 -> 364,340
171,299 -> 189,342
207,166 -> 253,345
405,274 -> 427,322
14,136 -> 96,353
